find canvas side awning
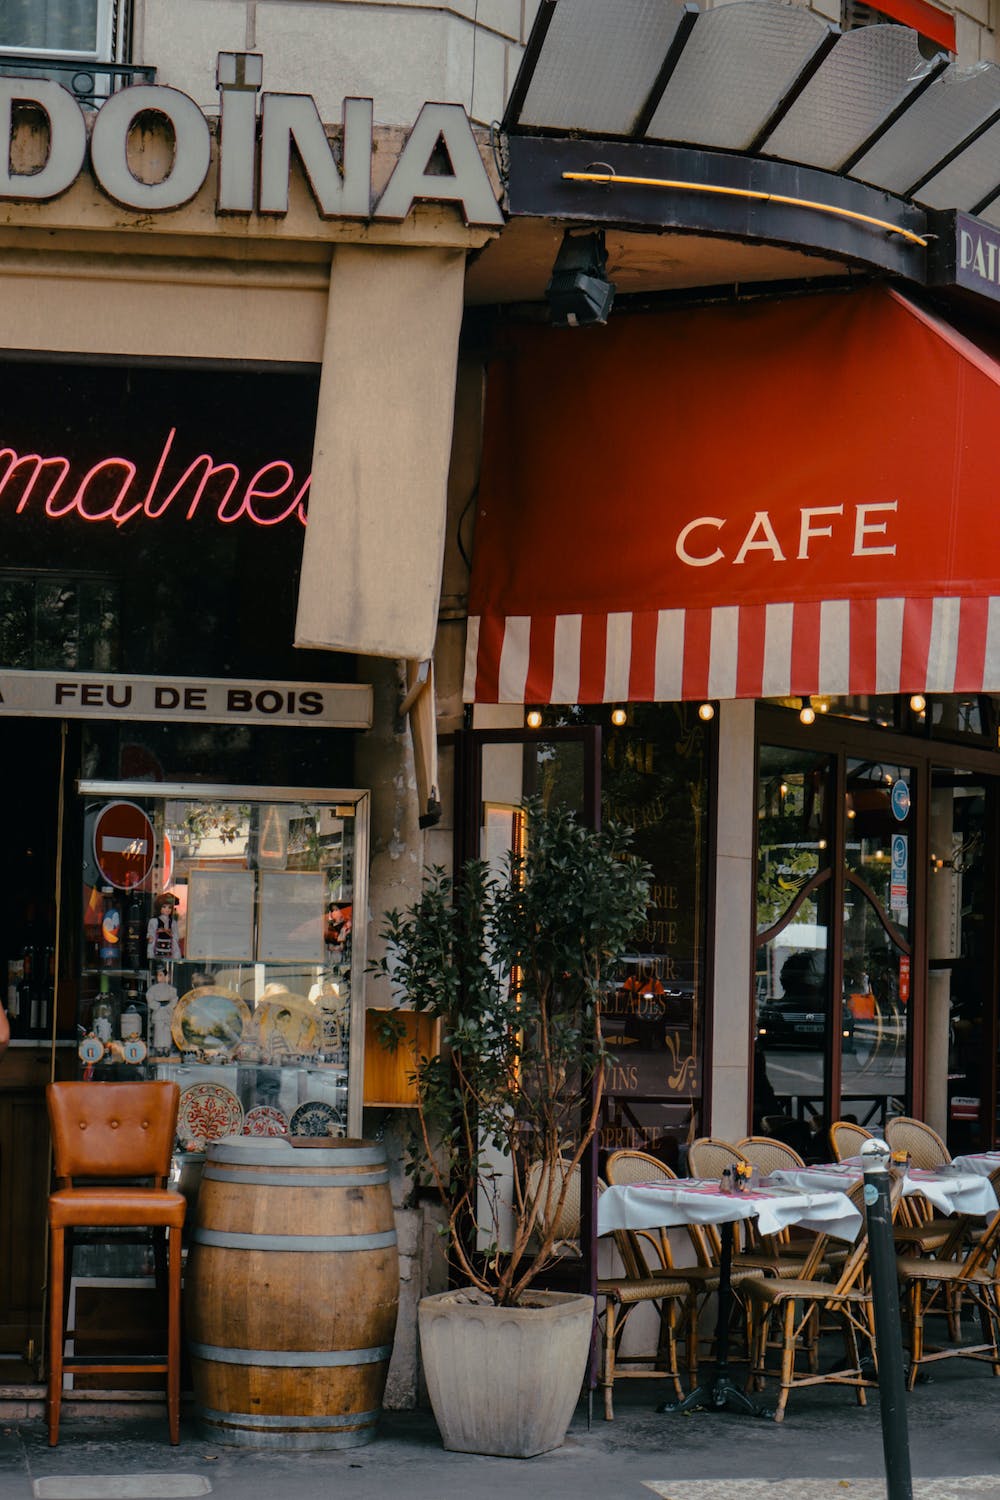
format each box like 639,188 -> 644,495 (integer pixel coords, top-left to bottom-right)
464,285 -> 1000,704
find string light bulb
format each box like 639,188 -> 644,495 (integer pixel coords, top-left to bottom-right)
611,706 -> 628,727
526,708 -> 543,729
799,697 -> 816,726
698,702 -> 715,721
910,694 -> 926,713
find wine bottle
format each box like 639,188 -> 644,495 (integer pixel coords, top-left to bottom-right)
124,896 -> 143,969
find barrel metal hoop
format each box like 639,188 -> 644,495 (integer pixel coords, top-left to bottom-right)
208,1142 -> 386,1167
199,1406 -> 380,1430
191,1228 -> 397,1252
189,1342 -> 392,1367
202,1167 -> 390,1188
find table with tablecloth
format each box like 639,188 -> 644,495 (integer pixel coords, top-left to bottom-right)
951,1150 -> 1000,1179
597,1177 -> 863,1416
766,1162 -> 998,1218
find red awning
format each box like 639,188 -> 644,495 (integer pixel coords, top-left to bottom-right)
464,286 -> 1000,704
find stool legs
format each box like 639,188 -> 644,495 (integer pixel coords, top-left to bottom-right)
47,1225 -> 65,1446
47,1221 -> 182,1446
168,1225 -> 181,1445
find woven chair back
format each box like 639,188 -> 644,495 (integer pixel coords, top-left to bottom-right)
736,1136 -> 806,1173
605,1150 -> 677,1187
885,1116 -> 951,1168
686,1137 -> 747,1179
525,1157 -> 583,1240
829,1121 -> 873,1161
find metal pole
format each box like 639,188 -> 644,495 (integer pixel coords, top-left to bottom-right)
860,1138 -> 912,1500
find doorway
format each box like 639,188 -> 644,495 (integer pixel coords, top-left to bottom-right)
0,717 -> 71,1371
754,707 -> 1000,1156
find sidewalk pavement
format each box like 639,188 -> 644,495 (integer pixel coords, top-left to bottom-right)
0,1363 -> 998,1500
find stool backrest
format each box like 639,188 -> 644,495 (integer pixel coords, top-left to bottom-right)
47,1081 -> 180,1187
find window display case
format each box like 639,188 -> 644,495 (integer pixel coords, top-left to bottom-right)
77,782 -> 369,1148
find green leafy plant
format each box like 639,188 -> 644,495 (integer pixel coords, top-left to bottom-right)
370,798 -> 650,1307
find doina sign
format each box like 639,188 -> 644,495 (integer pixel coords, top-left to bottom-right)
0,53 -> 502,227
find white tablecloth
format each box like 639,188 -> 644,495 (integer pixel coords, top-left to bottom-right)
951,1150 -> 1000,1179
598,1178 -> 862,1242
767,1163 -> 998,1218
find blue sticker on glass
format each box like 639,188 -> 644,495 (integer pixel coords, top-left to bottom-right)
863,1182 -> 879,1206
890,779 -> 911,821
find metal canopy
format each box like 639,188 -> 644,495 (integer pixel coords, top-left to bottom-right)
504,0 -> 1000,229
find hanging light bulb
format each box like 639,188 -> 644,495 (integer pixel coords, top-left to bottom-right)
698,702 -> 715,722
910,694 -> 926,713
526,708 -> 543,729
799,697 -> 816,726
611,706 -> 628,727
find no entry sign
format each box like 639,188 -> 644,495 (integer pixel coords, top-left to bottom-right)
93,801 -> 155,890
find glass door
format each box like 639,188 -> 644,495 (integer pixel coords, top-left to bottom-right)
928,769 -> 994,1153
754,745 -> 834,1157
841,757 -> 914,1132
755,743 -> 917,1148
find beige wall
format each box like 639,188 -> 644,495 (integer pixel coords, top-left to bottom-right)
139,0 -> 542,125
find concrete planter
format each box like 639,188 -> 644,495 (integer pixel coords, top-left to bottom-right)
418,1288 -> 594,1458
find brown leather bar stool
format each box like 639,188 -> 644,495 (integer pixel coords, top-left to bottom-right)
46,1080 -> 185,1445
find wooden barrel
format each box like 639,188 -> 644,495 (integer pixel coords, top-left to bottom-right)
185,1136 -> 399,1449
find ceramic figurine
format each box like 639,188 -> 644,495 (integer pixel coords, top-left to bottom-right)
146,968 -> 178,1055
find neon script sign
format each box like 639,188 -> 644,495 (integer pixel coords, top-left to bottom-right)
0,427 -> 310,529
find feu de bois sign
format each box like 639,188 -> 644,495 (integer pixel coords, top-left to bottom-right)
0,52 -> 502,227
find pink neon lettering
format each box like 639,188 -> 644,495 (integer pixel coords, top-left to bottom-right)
0,434 -> 309,530
141,429 -> 176,520
242,461 -> 297,526
0,449 -> 70,515
72,458 -> 139,523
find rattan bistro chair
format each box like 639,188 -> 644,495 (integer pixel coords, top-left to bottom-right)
897,1177 -> 1000,1388
46,1081 -> 186,1446
737,1137 -> 807,1174
886,1116 -> 951,1169
603,1149 -> 766,1396
687,1137 -> 747,1181
746,1178 -> 894,1423
829,1121 -> 873,1161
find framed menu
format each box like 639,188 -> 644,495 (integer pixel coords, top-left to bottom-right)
258,871 -> 325,961
185,869 -> 256,960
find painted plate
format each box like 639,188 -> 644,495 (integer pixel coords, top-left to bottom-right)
171,987 -> 249,1058
255,998 -> 319,1056
289,1100 -> 344,1139
178,1082 -> 244,1150
242,1105 -> 288,1137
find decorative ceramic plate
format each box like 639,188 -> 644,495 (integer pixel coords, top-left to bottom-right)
255,998 -> 319,1056
242,1105 -> 288,1137
178,1082 -> 244,1150
172,988 -> 250,1058
289,1100 -> 344,1138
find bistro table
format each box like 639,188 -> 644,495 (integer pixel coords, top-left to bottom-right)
767,1160 -> 999,1218
951,1150 -> 1000,1178
598,1178 -> 862,1417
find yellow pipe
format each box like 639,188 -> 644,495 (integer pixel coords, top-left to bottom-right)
561,171 -> 928,248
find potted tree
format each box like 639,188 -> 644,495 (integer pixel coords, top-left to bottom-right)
370,798 -> 649,1457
